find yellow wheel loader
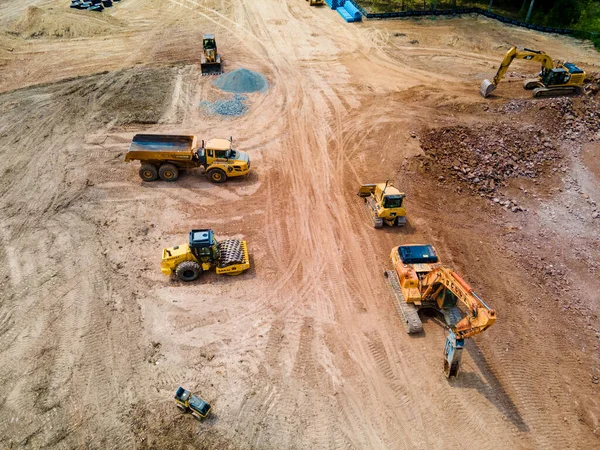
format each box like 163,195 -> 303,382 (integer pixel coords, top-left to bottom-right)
124,134 -> 250,184
480,46 -> 585,99
306,0 -> 325,5
358,181 -> 407,228
385,244 -> 496,377
174,387 -> 211,420
201,34 -> 222,76
161,229 -> 250,282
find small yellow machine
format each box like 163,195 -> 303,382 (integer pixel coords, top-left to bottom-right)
385,244 -> 496,377
124,134 -> 250,183
174,387 -> 211,420
161,229 -> 250,282
201,34 -> 222,75
481,46 -> 585,98
306,0 -> 325,5
358,181 -> 407,228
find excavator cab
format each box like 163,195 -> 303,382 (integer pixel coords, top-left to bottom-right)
542,68 -> 569,87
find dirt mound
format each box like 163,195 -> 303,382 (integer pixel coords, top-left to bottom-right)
419,125 -> 563,196
213,68 -> 268,93
10,6 -> 123,39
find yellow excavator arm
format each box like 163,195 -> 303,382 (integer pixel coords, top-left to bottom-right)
420,266 -> 497,339
491,47 -> 553,86
481,46 -> 554,97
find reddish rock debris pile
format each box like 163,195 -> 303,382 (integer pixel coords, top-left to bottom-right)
419,125 -> 563,195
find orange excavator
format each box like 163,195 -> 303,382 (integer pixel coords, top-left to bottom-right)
385,244 -> 497,377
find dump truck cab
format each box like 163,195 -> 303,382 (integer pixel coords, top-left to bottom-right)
197,138 -> 250,183
174,387 -> 211,420
358,181 -> 407,228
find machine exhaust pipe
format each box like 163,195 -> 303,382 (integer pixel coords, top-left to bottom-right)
480,79 -> 496,98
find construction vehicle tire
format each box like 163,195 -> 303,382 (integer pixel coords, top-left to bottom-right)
177,404 -> 187,412
159,164 -> 179,182
139,164 -> 158,182
208,169 -> 227,183
176,261 -> 202,282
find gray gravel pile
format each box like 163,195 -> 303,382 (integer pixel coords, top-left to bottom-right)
213,68 -> 268,93
200,94 -> 248,117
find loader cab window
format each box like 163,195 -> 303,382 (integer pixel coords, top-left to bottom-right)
207,149 -> 213,158
204,39 -> 216,50
383,195 -> 403,209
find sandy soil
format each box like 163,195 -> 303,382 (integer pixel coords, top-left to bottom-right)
0,0 -> 599,448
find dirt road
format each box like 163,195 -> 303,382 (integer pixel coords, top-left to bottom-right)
0,0 -> 599,448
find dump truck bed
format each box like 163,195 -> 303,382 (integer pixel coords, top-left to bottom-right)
124,134 -> 197,162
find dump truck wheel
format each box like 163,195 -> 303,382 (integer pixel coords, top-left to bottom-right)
175,261 -> 202,282
159,164 -> 179,182
139,164 -> 158,182
208,169 -> 227,183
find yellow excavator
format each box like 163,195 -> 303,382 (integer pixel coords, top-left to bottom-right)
480,46 -> 585,98
358,181 -> 407,228
385,244 -> 496,377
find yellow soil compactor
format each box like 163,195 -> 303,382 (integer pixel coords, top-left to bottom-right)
161,229 -> 250,282
124,134 -> 250,183
385,244 -> 496,377
201,34 -> 222,75
358,181 -> 407,228
480,46 -> 585,99
174,387 -> 211,420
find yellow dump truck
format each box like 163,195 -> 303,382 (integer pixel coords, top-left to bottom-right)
124,134 -> 250,183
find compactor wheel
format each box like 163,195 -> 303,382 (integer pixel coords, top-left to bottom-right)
139,164 -> 158,182
208,169 -> 227,183
175,261 -> 202,282
159,164 -> 179,182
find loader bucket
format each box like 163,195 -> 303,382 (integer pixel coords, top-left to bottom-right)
201,63 -> 222,76
479,79 -> 496,98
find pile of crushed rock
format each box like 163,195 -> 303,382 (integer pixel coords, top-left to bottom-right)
419,125 -> 563,196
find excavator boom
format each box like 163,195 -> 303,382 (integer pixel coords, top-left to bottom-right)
421,266 -> 497,339
480,46 -> 554,97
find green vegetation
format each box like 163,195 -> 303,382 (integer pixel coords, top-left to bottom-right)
356,0 -> 600,49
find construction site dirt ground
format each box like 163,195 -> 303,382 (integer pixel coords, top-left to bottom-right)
1,0 -> 600,448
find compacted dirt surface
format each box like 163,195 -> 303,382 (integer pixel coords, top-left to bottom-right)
1,1 -> 599,448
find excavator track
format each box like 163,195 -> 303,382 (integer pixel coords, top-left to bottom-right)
384,270 -> 423,334
366,197 -> 383,228
532,86 -> 578,98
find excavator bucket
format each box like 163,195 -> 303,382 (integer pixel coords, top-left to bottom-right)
479,79 -> 496,98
